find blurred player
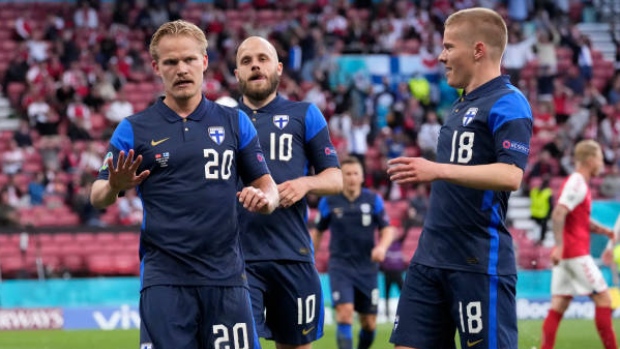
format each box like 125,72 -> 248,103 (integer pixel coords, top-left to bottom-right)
311,156 -> 394,349
90,20 -> 279,349
235,36 -> 342,349
387,8 -> 533,349
541,140 -> 617,349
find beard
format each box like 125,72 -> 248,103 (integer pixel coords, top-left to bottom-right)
239,73 -> 280,102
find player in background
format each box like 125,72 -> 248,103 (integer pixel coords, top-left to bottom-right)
541,140 -> 617,349
235,36 -> 342,349
387,8 -> 532,349
90,20 -> 279,349
310,156 -> 394,349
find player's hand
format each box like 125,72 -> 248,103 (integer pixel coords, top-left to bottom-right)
238,186 -> 270,213
387,157 -> 438,184
108,150 -> 150,192
278,178 -> 308,208
371,246 -> 387,263
602,247 -> 614,266
550,245 -> 562,266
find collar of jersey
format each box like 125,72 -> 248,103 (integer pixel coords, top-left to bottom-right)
238,94 -> 285,115
156,96 -> 208,122
461,75 -> 510,101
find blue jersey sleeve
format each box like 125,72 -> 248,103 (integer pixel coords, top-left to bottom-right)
237,110 -> 271,185
97,119 -> 134,180
488,91 -> 533,171
315,197 -> 332,232
304,103 -> 340,173
373,194 -> 390,230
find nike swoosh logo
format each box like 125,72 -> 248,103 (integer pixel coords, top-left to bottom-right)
466,339 -> 483,347
151,138 -> 170,146
302,326 -> 315,335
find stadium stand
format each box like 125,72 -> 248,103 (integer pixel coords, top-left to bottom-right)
0,0 -> 618,278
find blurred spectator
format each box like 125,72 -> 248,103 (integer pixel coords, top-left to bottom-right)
402,184 -> 429,232
26,29 -> 51,64
118,189 -> 143,226
417,109 -> 441,160
0,188 -> 20,227
73,0 -> 99,29
28,172 -> 47,206
503,29 -> 535,85
12,119 -> 33,149
71,174 -> 102,227
529,175 -> 553,244
348,117 -> 371,170
105,92 -> 134,126
577,34 -> 593,81
2,51 -> 29,95
66,95 -> 92,132
2,140 -> 25,175
78,142 -> 103,175
4,175 -> 28,209
27,94 -> 59,137
14,11 -> 33,41
526,149 -> 560,187
600,164 -> 620,199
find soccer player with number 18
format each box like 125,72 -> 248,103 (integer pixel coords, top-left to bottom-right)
387,8 -> 532,349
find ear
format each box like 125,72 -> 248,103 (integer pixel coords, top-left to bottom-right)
203,54 -> 208,73
277,61 -> 284,76
151,59 -> 160,77
473,41 -> 485,60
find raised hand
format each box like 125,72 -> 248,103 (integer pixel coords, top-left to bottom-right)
108,150 -> 150,192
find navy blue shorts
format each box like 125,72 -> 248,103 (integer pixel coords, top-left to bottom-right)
390,263 -> 517,349
139,285 -> 260,349
245,260 -> 324,345
328,267 -> 378,314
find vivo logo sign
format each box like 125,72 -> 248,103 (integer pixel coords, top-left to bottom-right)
64,305 -> 140,330
93,304 -> 140,330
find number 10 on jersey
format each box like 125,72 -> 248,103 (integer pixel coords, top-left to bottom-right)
270,133 -> 293,161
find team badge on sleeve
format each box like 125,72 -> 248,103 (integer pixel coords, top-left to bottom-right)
99,152 -> 113,171
208,126 -> 225,145
273,115 -> 289,129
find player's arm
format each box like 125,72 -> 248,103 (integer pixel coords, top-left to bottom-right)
550,203 -> 569,265
590,220 -> 614,239
279,167 -> 342,208
310,227 -> 324,256
603,215 -> 620,265
91,150 -> 150,209
372,225 -> 395,263
239,174 -> 279,214
388,158 -> 523,191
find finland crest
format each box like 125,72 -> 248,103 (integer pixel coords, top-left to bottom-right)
463,107 -> 478,126
273,115 -> 289,129
208,126 -> 225,145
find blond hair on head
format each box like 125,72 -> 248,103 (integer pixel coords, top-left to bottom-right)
444,8 -> 507,58
149,20 -> 208,62
573,139 -> 601,163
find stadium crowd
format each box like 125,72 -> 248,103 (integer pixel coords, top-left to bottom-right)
0,0 -> 619,278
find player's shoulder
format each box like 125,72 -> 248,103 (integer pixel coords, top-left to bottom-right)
275,97 -> 313,116
360,188 -> 381,201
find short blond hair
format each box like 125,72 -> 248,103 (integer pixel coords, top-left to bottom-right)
444,8 -> 507,57
149,20 -> 208,62
574,139 -> 601,163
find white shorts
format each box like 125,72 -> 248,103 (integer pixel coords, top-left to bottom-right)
551,255 -> 608,296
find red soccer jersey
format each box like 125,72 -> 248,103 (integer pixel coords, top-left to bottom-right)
557,173 -> 592,258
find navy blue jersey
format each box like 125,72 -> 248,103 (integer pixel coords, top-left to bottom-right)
413,76 -> 532,276
239,96 -> 340,262
97,97 -> 270,289
315,188 -> 390,272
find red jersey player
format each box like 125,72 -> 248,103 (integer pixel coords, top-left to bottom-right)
541,139 -> 617,349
